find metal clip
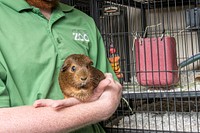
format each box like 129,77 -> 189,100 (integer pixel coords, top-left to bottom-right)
160,29 -> 165,41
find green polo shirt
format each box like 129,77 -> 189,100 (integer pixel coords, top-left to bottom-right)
0,0 -> 116,132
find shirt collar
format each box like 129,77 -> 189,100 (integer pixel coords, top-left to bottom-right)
59,2 -> 74,12
0,0 -> 74,13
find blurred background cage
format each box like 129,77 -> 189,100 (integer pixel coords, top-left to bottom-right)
62,0 -> 200,132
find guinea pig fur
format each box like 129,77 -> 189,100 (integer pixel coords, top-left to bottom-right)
59,54 -> 105,102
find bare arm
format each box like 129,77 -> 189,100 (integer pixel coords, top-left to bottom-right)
0,73 -> 122,133
0,100 -> 110,132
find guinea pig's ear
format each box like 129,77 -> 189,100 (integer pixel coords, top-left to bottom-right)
89,60 -> 93,66
85,56 -> 93,66
61,63 -> 69,72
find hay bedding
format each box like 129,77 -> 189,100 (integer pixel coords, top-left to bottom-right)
115,112 -> 200,132
113,99 -> 200,132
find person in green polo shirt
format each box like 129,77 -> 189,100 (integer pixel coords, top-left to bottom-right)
0,0 -> 122,132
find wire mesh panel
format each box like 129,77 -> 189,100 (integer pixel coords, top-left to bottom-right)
94,0 -> 200,132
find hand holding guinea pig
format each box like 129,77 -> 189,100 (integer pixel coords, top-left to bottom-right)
33,73 -> 122,112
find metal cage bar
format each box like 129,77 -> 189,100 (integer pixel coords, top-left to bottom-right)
94,0 -> 200,132
61,0 -> 200,132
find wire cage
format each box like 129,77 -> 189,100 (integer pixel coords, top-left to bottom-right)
61,0 -> 200,132
94,0 -> 200,133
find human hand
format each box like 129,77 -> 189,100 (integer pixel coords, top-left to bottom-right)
33,97 -> 81,110
33,73 -> 120,110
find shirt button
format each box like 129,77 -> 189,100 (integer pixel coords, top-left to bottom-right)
57,38 -> 61,43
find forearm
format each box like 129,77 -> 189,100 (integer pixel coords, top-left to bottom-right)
0,73 -> 122,133
0,101 -> 108,133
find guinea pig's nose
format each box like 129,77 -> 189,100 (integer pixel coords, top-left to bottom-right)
81,77 -> 87,81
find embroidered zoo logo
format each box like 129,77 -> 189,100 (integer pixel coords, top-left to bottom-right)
73,30 -> 90,42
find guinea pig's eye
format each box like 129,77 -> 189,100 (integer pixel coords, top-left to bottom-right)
71,66 -> 76,72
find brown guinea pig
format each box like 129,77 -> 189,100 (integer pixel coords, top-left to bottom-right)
59,54 -> 105,102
